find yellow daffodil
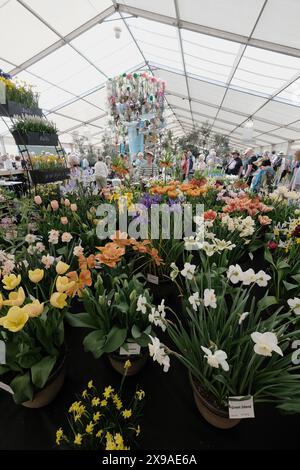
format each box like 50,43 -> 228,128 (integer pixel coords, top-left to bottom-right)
103,385 -> 114,399
2,306 -> 29,332
2,274 -> 21,291
56,428 -> 64,446
100,399 -> 107,407
93,412 -> 101,422
74,434 -> 82,446
85,422 -> 94,434
28,269 -> 44,284
0,293 -> 3,309
135,390 -> 145,401
3,287 -> 25,307
124,359 -> 131,370
96,429 -> 103,438
50,292 -> 67,309
82,389 -> 88,398
87,380 -> 93,389
56,261 -> 70,275
92,397 -> 100,407
135,425 -> 141,436
113,394 -> 123,410
22,299 -> 44,318
56,276 -> 75,293
122,409 -> 132,419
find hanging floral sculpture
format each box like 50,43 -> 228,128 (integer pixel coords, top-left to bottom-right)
107,72 -> 166,139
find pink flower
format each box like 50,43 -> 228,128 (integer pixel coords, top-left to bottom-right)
60,217 -> 68,225
34,195 -> 42,205
64,199 -> 71,207
70,203 -> 77,212
267,241 -> 278,251
41,254 -> 55,269
50,200 -> 59,211
61,232 -> 73,243
48,229 -> 60,245
73,245 -> 84,257
258,215 -> 272,226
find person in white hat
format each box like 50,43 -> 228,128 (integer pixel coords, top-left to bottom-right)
138,150 -> 158,179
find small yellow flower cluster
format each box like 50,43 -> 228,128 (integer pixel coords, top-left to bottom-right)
113,393 -> 123,410
135,389 -> 145,401
68,401 -> 86,421
105,432 -> 129,451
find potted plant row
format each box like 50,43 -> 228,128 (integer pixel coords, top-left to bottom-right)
11,116 -> 58,146
0,70 -> 42,117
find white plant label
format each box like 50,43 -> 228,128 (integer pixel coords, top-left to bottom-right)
228,396 -> 255,419
119,343 -> 141,356
0,381 -> 13,395
0,340 -> 6,364
0,81 -> 6,105
147,273 -> 159,285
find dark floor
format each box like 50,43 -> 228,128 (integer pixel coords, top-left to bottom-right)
0,321 -> 299,451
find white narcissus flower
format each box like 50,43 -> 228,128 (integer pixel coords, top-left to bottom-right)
203,288 -> 217,309
61,232 -> 73,243
148,336 -> 169,371
27,245 -> 37,255
137,295 -> 147,314
201,346 -> 229,371
41,254 -> 55,269
157,299 -> 165,315
170,262 -> 179,281
201,242 -> 216,257
188,292 -> 200,311
251,332 -> 283,357
148,307 -> 166,332
48,229 -> 59,245
35,242 -> 45,253
241,268 -> 257,286
73,245 -> 84,257
25,233 -> 37,244
287,297 -> 300,316
255,270 -> 271,287
227,264 -> 243,284
238,312 -> 250,325
214,239 -> 236,251
181,263 -> 196,280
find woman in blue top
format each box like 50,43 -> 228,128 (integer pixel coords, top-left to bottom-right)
250,159 -> 275,193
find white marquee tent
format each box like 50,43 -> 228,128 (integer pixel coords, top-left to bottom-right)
1,0 -> 300,152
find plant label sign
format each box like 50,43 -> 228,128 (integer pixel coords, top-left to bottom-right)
0,381 -> 13,395
147,273 -> 159,285
0,340 -> 5,365
120,343 -> 141,356
228,396 -> 255,419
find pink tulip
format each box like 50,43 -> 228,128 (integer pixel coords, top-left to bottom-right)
64,199 -> 71,207
70,203 -> 77,212
50,200 -> 59,211
34,195 -> 42,205
60,217 -> 68,225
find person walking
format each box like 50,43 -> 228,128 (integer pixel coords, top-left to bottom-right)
289,149 -> 300,192
94,156 -> 109,189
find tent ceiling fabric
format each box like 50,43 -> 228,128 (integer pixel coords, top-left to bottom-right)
1,0 -> 300,148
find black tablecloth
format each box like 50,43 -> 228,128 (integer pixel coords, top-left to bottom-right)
0,322 -> 298,451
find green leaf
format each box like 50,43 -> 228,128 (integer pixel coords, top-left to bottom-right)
18,348 -> 42,369
283,280 -> 298,291
258,295 -> 278,312
10,372 -> 34,404
31,355 -> 57,389
103,326 -> 127,353
264,249 -> 274,266
131,325 -> 142,339
65,312 -> 98,329
277,260 -> 290,270
83,330 -> 106,358
136,333 -> 151,347
291,274 -> 300,283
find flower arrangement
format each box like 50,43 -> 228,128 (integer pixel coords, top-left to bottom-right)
30,154 -> 65,170
0,70 -> 39,109
55,377 -> 144,449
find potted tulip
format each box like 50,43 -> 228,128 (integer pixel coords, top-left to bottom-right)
150,264 -> 300,429
66,274 -> 164,376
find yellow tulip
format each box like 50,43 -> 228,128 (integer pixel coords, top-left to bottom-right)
2,274 -> 21,291
28,269 -> 44,284
56,276 -> 75,293
3,287 -> 25,307
22,300 -> 44,318
56,261 -> 70,275
2,306 -> 29,332
50,292 -> 67,309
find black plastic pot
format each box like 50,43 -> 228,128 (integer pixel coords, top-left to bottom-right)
0,100 -> 42,117
30,167 -> 70,185
12,130 -> 58,146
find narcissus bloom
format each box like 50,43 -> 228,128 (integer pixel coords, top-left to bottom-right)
288,297 -> 300,316
2,274 -> 21,290
28,269 -> 44,283
50,292 -> 68,309
203,289 -> 217,309
181,262 -> 196,280
201,346 -> 229,371
251,331 -> 283,357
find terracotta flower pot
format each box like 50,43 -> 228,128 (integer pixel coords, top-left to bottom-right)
22,356 -> 66,409
190,374 -> 240,429
108,350 -> 148,376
